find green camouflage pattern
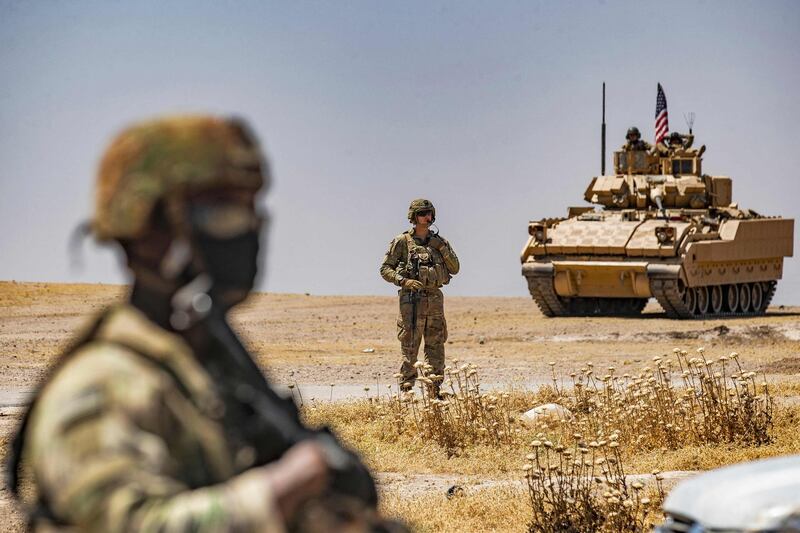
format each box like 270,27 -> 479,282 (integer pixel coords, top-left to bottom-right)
379,230 -> 459,287
94,115 -> 267,241
23,305 -> 286,532
397,288 -> 447,387
406,198 -> 435,222
380,230 -> 459,389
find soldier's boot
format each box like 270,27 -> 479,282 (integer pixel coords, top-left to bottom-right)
399,376 -> 415,393
399,349 -> 422,392
424,356 -> 445,399
424,377 -> 443,400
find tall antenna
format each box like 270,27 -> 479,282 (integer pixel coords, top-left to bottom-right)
684,112 -> 695,134
601,82 -> 606,175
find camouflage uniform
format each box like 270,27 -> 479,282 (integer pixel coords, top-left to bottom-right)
380,201 -> 459,390
9,116 -> 385,532
19,304 -> 287,532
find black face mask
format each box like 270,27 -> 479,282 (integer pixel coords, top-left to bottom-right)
193,228 -> 260,297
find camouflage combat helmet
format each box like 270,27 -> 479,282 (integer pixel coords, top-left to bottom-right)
93,115 -> 268,241
626,126 -> 641,140
668,131 -> 683,144
407,198 -> 436,223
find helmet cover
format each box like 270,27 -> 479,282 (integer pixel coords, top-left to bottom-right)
407,198 -> 436,223
94,115 -> 268,241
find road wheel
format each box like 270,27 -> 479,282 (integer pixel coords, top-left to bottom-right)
738,283 -> 751,313
751,282 -> 764,313
683,286 -> 697,315
725,284 -> 739,313
710,285 -> 724,315
695,286 -> 709,316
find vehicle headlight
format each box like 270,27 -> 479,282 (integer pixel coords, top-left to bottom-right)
529,223 -> 546,242
655,226 -> 676,244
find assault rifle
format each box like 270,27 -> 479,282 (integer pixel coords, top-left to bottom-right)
398,258 -> 421,329
206,310 -> 378,506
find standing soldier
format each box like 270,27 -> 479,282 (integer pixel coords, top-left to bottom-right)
380,199 -> 460,394
8,116 -> 400,532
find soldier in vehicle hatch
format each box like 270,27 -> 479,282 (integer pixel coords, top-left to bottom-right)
622,126 -> 653,152
8,115 -> 403,532
380,199 -> 460,395
655,130 -> 696,156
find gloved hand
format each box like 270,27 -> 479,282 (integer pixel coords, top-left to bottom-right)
429,235 -> 447,251
402,279 -> 423,291
262,441 -> 329,521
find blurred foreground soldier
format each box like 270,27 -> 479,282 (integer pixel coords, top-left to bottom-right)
380,199 -> 459,394
8,116 -> 402,532
622,126 -> 652,152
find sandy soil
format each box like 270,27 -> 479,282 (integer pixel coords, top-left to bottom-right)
1,281 -> 799,529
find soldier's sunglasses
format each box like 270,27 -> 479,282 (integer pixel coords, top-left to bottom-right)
416,210 -> 432,218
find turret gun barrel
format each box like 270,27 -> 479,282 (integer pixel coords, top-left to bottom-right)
650,187 -> 667,219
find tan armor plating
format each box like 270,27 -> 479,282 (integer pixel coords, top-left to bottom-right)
521,131 -> 794,318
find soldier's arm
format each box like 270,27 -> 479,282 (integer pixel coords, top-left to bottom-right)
432,236 -> 460,275
379,238 -> 406,286
651,143 -> 662,156
28,346 -> 287,533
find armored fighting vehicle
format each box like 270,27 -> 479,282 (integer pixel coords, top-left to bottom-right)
520,135 -> 794,318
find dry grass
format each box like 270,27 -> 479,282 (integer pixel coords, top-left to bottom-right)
770,380 -> 800,397
303,392 -> 536,476
382,487 -> 531,533
384,360 -> 525,452
303,348 -> 800,532
538,348 -> 773,451
516,347 -> 774,532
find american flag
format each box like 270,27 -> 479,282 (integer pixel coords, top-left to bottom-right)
654,83 -> 669,145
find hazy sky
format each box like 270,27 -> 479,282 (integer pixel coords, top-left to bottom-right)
1,0 -> 798,304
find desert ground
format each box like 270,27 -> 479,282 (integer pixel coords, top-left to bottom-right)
1,281 -> 799,531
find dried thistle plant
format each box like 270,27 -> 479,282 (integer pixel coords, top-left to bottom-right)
523,430 -> 665,533
377,359 -> 518,454
531,348 -> 773,452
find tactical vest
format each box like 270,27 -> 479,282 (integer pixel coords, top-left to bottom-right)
402,234 -> 450,289
5,307 -> 232,529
